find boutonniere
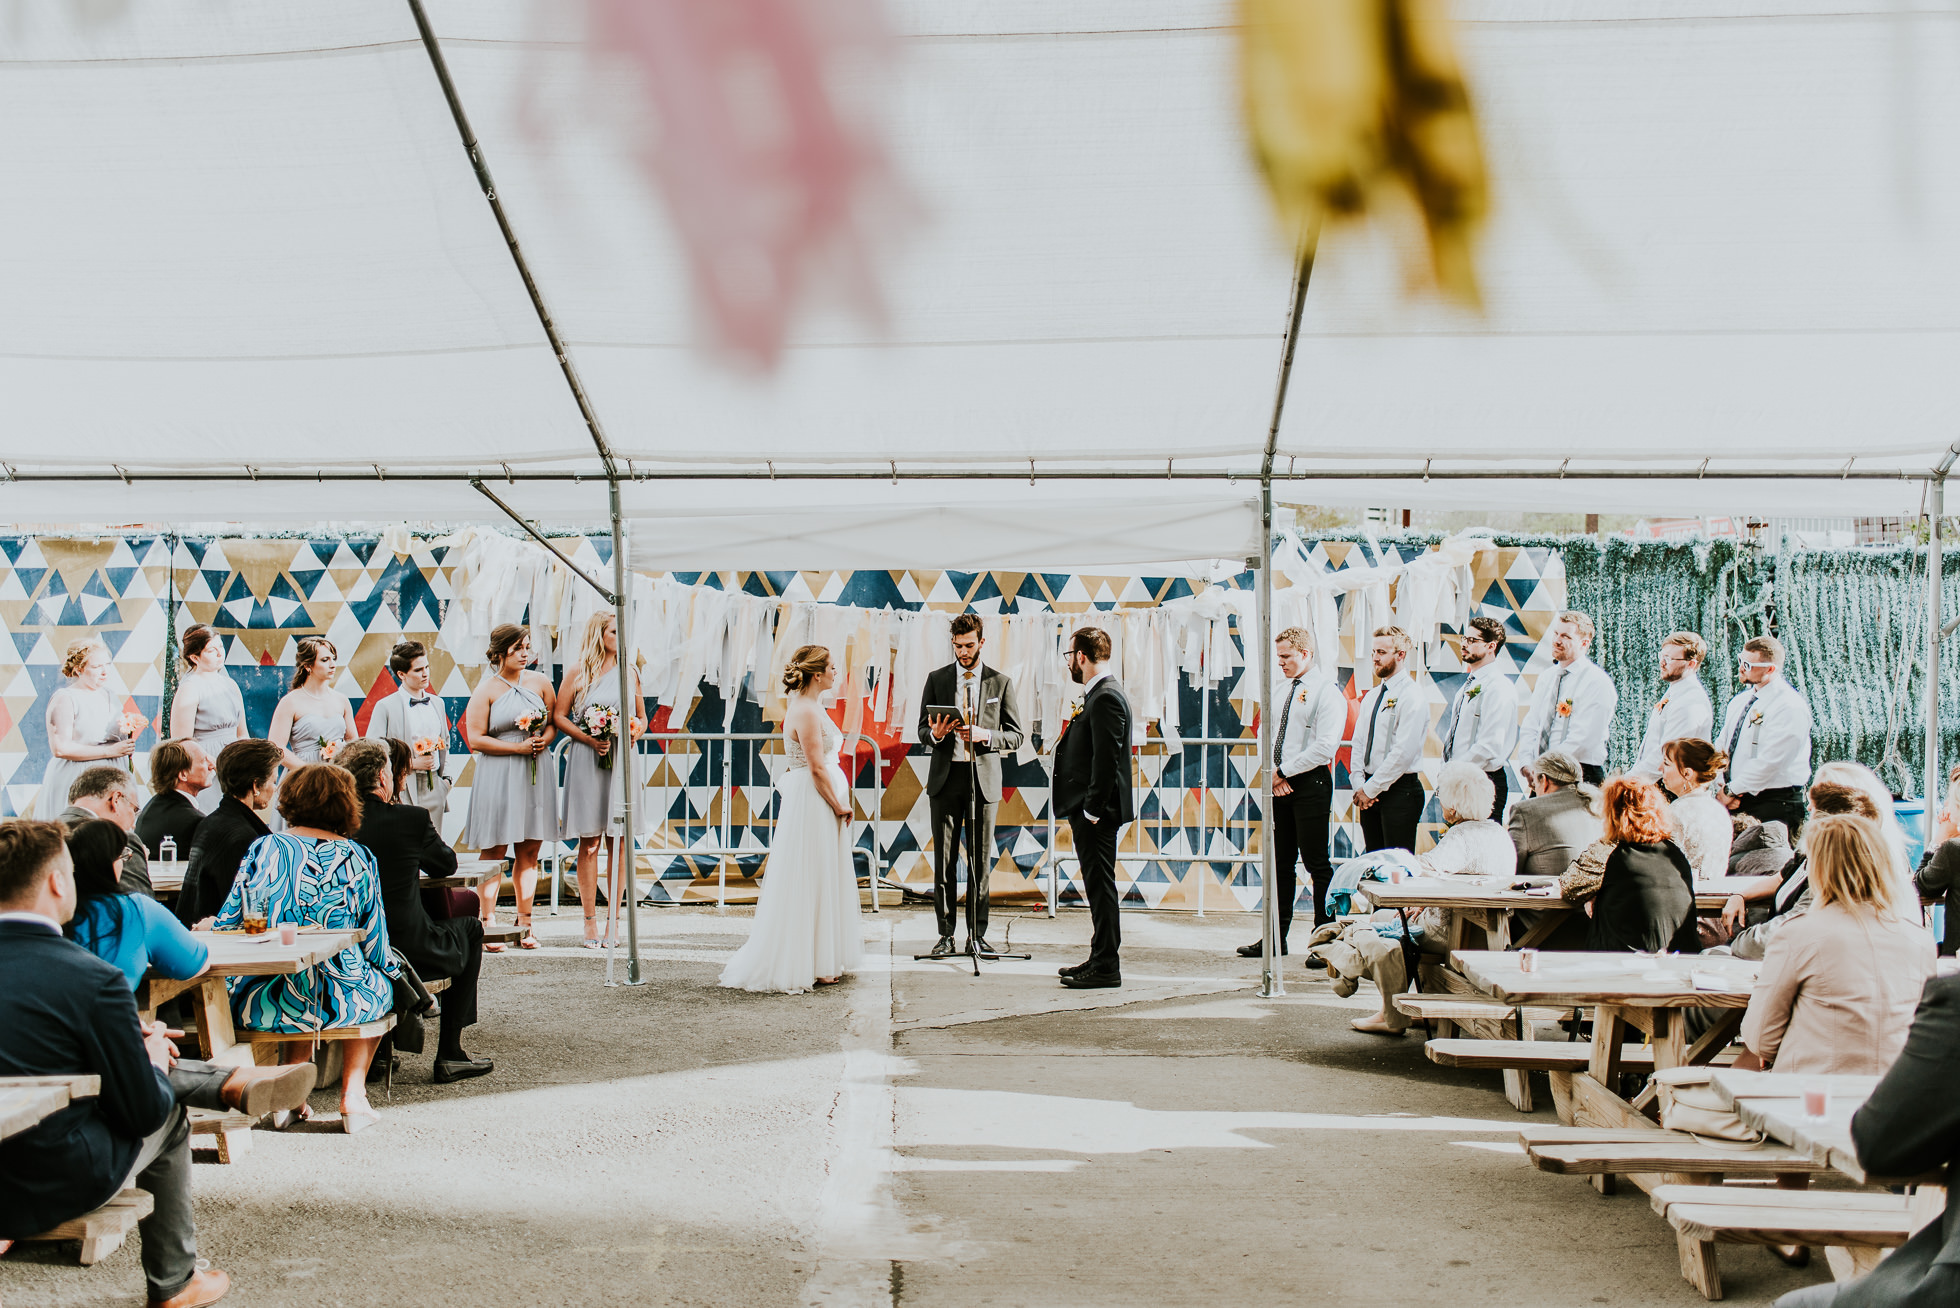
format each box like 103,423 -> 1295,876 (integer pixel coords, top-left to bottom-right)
1382,697 -> 1398,711
1068,701 -> 1084,721
1556,697 -> 1574,718
1465,684 -> 1484,701
1654,694 -> 1669,712
1296,686 -> 1309,705
1748,709 -> 1765,727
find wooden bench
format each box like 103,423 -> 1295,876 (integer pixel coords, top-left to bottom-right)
1522,1124 -> 1826,1180
1392,994 -> 1575,1033
1430,1039 -> 1656,1073
189,1108 -> 258,1163
1651,1184 -> 1915,1299
247,1016 -> 396,1091
23,1188 -> 153,1264
481,923 -> 524,945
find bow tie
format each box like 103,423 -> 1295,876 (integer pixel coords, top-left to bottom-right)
409,696 -> 432,706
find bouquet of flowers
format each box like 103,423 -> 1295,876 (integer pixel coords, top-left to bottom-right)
411,736 -> 441,791
317,737 -> 339,762
577,703 -> 620,769
119,711 -> 148,770
514,709 -> 550,783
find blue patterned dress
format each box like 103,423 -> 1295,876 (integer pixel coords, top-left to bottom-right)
215,833 -> 398,1032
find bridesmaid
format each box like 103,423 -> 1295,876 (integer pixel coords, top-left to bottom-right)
462,623 -> 558,950
554,612 -> 647,948
41,636 -> 136,817
167,623 -> 247,812
268,637 -> 358,774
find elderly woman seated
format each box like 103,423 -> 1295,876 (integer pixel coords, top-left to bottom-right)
1310,762 -> 1514,1037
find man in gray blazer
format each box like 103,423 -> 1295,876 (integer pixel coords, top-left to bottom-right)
918,615 -> 1025,957
1507,749 -> 1602,879
364,640 -> 452,825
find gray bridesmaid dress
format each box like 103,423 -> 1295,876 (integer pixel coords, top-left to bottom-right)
559,674 -> 649,840
462,680 -> 560,848
182,670 -> 245,813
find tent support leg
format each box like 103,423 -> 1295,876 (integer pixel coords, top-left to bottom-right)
1927,476 -> 1945,845
612,481 -> 645,985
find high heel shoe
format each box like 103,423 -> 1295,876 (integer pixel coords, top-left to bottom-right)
340,1102 -> 380,1134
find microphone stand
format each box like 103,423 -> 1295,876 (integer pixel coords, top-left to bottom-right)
915,697 -> 1029,977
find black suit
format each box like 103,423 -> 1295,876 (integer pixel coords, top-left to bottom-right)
0,919 -> 196,1299
1053,675 -> 1133,974
918,661 -> 1024,940
1829,973 -> 1960,1308
355,795 -> 483,1055
135,789 -> 203,862
177,795 -> 268,927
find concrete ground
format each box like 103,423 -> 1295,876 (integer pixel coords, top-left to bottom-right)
2,906 -> 1829,1307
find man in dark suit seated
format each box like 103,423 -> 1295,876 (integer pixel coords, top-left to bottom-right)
0,819 -> 232,1308
339,739 -> 492,1085
177,739 -> 281,929
58,765 -> 152,896
135,740 -> 211,862
1772,972 -> 1960,1307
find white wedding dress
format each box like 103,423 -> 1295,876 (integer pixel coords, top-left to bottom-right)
719,717 -> 864,993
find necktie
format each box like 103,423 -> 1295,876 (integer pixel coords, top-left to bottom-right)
1273,677 -> 1302,771
1537,667 -> 1567,755
1442,680 -> 1467,761
409,696 -> 431,707
1362,684 -> 1389,774
1724,690 -> 1759,759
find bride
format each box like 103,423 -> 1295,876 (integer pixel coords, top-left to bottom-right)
721,645 -> 864,994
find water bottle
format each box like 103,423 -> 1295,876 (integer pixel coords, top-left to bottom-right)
158,836 -> 176,865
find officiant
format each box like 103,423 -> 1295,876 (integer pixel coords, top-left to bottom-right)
919,615 -> 1025,958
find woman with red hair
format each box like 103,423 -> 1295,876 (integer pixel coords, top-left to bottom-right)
1587,777 -> 1700,954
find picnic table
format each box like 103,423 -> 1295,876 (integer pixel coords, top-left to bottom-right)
147,861 -> 186,897
138,929 -> 365,1067
1453,949 -> 1760,1150
1365,875 -> 1766,963
1,1085 -> 77,1140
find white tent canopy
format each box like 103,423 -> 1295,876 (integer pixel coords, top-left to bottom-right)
2,0 -> 1956,535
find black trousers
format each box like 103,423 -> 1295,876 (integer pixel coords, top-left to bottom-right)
1069,814 -> 1122,973
1273,766 -> 1334,938
1738,786 -> 1807,838
1359,774 -> 1426,853
424,917 -> 485,1057
930,772 -> 997,940
1487,768 -> 1509,822
1581,763 -> 1606,786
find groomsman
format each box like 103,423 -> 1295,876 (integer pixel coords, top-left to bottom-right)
1441,616 -> 1520,820
364,641 -> 452,824
1628,631 -> 1715,785
1238,625 -> 1345,958
1055,626 -> 1133,990
919,614 -> 1025,958
1517,610 -> 1617,786
1351,626 -> 1429,852
1715,635 -> 1814,834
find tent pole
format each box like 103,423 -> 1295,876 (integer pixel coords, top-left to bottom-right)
612,480 -> 645,985
1255,215 -> 1320,998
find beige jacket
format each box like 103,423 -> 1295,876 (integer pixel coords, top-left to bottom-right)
1740,902 -> 1936,1075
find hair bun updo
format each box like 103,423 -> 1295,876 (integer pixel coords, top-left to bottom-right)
783,645 -> 830,693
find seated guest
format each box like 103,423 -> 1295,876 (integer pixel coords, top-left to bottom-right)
1508,749 -> 1602,878
340,739 -> 492,1084
58,764 -> 151,896
1813,760 -> 1918,914
178,739 -> 281,928
0,819 -> 233,1308
215,764 -> 400,1132
1729,781 -> 1884,960
61,818 -> 316,1120
1586,777 -> 1700,954
1348,763 -> 1514,1037
135,739 -> 212,862
1771,973 -> 1960,1306
1662,738 -> 1739,938
1740,814 -> 1934,1075
1913,776 -> 1960,956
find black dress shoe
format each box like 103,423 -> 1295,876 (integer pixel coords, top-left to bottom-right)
433,1056 -> 494,1084
1235,940 -> 1288,958
1058,960 -> 1092,977
971,938 -> 996,955
928,936 -> 956,958
1060,971 -> 1121,989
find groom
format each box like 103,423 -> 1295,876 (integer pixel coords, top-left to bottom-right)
1054,625 -> 1133,990
919,615 -> 1025,958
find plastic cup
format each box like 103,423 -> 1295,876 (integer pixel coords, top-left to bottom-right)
1803,1087 -> 1829,1120
1518,948 -> 1539,973
279,923 -> 298,947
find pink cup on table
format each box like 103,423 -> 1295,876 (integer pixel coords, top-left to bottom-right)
1518,948 -> 1539,973
1803,1086 -> 1829,1120
278,923 -> 298,947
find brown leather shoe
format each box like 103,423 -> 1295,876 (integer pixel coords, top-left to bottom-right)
149,1266 -> 231,1308
220,1063 -> 317,1117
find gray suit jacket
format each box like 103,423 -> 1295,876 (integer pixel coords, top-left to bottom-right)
364,689 -> 452,821
1507,786 -> 1602,880
58,804 -> 151,897
918,663 -> 1024,804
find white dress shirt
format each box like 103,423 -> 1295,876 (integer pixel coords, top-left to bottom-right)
1627,670 -> 1715,781
1441,663 -> 1519,772
1352,670 -> 1427,799
1273,669 -> 1345,777
1718,673 -> 1814,793
952,664 -> 988,761
1517,656 -> 1617,767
